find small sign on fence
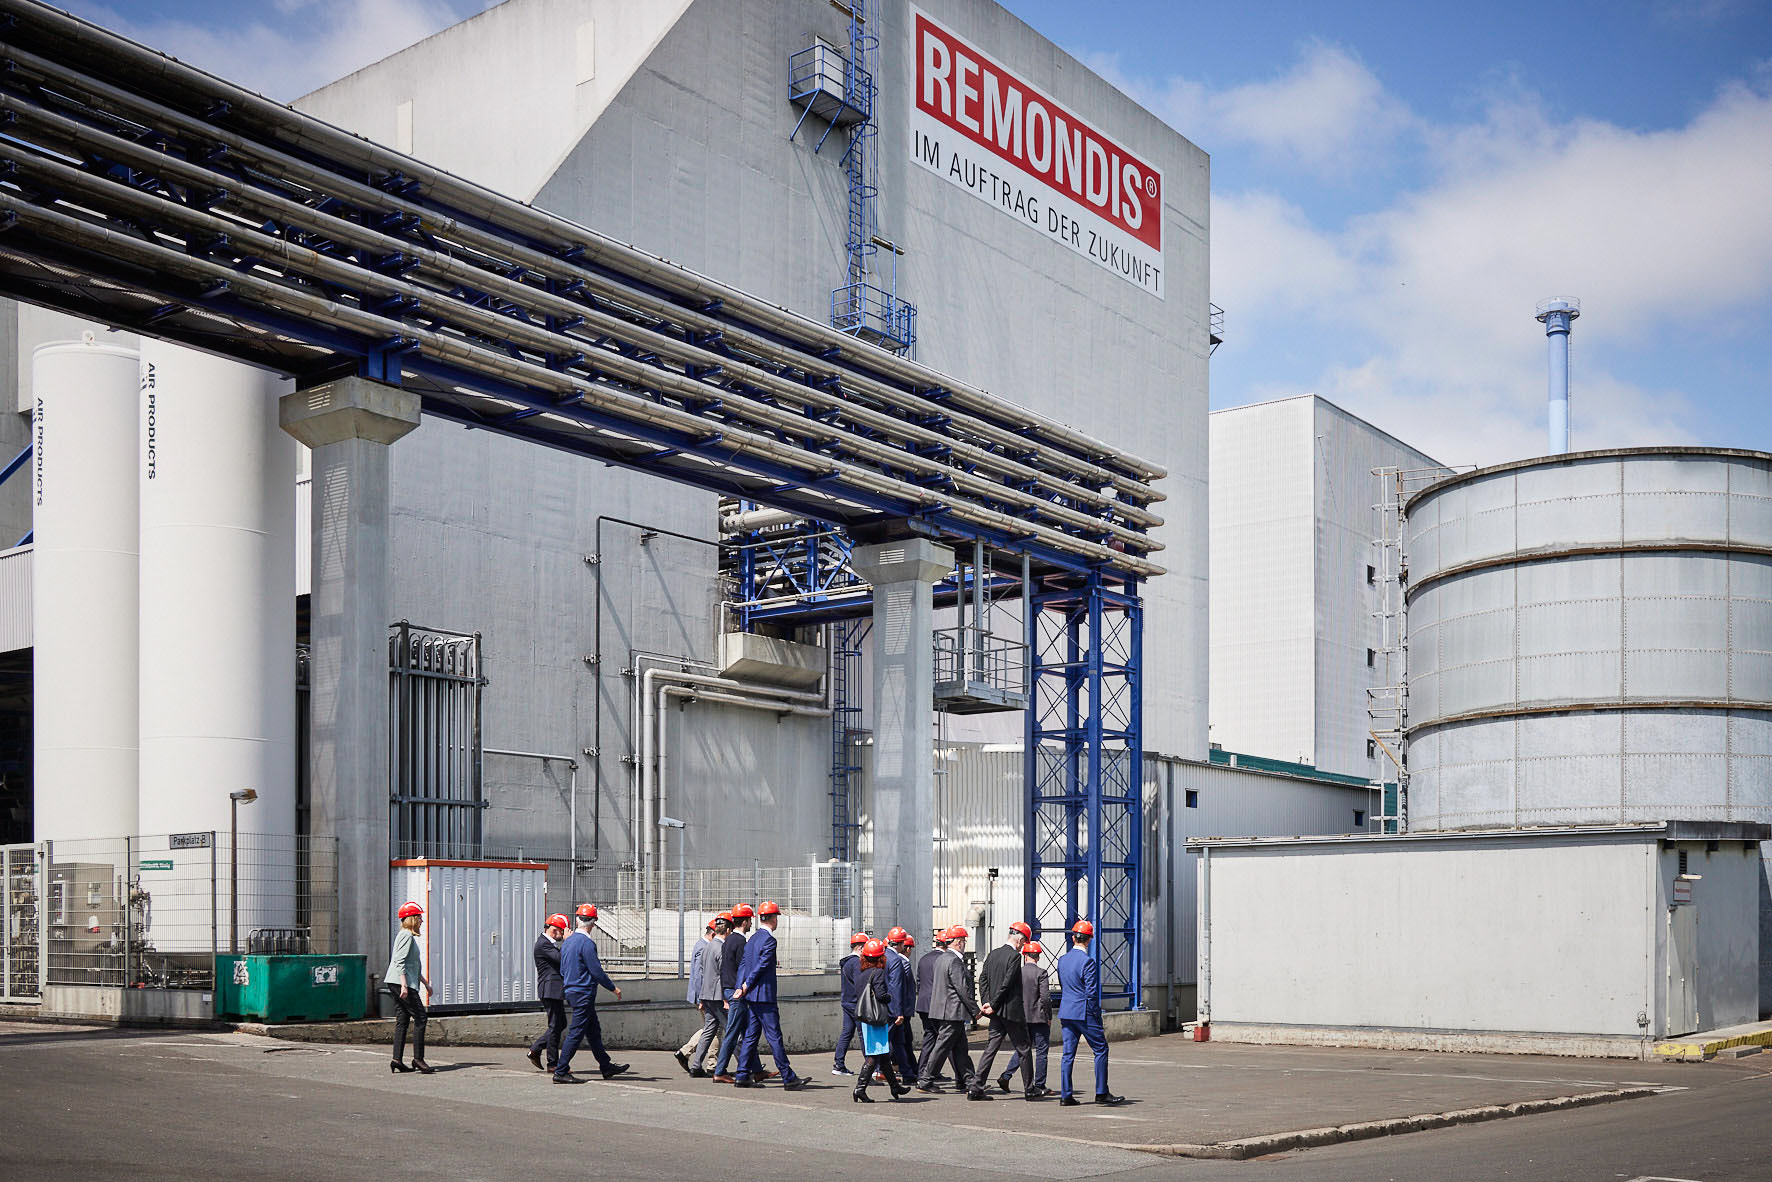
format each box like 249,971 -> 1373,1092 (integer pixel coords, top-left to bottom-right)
138,859 -> 173,871
169,832 -> 213,849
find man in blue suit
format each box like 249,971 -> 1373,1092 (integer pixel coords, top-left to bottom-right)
885,928 -> 918,1083
732,900 -> 808,1090
554,903 -> 630,1084
1056,920 -> 1123,1106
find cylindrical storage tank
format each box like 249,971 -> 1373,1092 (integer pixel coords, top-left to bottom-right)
32,336 -> 141,843
138,341 -> 298,951
1403,448 -> 1772,830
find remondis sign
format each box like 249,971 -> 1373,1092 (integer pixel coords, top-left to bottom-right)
908,6 -> 1164,299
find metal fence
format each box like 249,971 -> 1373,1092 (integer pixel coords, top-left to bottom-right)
35,832 -> 337,991
3,844 -> 40,1001
477,857 -> 897,978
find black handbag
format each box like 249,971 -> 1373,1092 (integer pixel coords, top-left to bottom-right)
857,979 -> 889,1025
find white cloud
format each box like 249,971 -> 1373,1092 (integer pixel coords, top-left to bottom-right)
1159,45 -> 1415,177
67,0 -> 477,101
1201,54 -> 1772,466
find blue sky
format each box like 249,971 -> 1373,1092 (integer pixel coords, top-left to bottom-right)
65,0 -> 1772,465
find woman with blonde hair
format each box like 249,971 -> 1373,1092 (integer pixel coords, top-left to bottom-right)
386,901 -> 434,1074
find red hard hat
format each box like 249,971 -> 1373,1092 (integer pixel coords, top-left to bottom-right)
886,926 -> 909,943
732,904 -> 755,919
1008,921 -> 1032,939
706,918 -> 717,931
576,903 -> 598,921
862,938 -> 886,958
397,901 -> 423,920
758,900 -> 780,917
716,911 -> 733,924
903,934 -> 915,947
1071,920 -> 1094,937
850,932 -> 869,946
1023,941 -> 1043,957
947,925 -> 969,941
545,913 -> 569,931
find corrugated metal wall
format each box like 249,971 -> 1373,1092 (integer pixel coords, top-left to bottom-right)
939,744 -> 1375,1019
0,546 -> 30,652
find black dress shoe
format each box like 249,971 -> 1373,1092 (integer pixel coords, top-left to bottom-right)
781,1076 -> 809,1092
601,1063 -> 631,1079
1025,1085 -> 1050,1100
1094,1092 -> 1125,1106
732,1077 -> 761,1088
553,1073 -> 586,1084
1059,1095 -> 1080,1106
965,1089 -> 993,1101
688,1067 -> 708,1078
996,1075 -> 1011,1093
526,1049 -> 545,1071
674,1051 -> 691,1073
411,1060 -> 435,1075
389,1060 -> 413,1074
915,1083 -> 945,1094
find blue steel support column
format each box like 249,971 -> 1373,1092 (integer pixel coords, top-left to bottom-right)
1025,572 -> 1143,1008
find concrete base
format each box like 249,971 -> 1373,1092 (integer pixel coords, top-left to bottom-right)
1653,1019 -> 1772,1062
248,999 -> 1163,1052
1208,1022 -> 1656,1060
41,984 -> 217,1028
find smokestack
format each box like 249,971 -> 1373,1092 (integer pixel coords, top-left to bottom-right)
1535,297 -> 1581,454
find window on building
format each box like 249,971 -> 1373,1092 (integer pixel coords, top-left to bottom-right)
1366,738 -> 1377,759
1353,809 -> 1366,829
1366,648 -> 1376,667
1185,790 -> 1199,808
1366,564 -> 1376,585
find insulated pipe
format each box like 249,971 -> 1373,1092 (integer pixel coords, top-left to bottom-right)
0,190 -> 1167,578
0,37 -> 1167,494
719,506 -> 803,534
1536,298 -> 1580,454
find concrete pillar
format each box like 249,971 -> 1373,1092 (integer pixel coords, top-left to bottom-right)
279,378 -> 420,964
852,538 -> 952,943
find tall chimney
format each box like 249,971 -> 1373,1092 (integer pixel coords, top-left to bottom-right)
1535,297 -> 1581,454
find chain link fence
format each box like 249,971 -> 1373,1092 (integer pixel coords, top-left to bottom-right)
472,857 -> 898,977
38,832 -> 337,991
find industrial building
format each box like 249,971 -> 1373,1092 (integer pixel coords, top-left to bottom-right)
1209,394 -> 1447,785
0,0 -> 1763,1056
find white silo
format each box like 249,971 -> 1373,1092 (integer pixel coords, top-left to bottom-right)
32,336 -> 141,844
137,341 -> 298,948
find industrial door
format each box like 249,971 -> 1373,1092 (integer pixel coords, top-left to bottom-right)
1666,903 -> 1699,1037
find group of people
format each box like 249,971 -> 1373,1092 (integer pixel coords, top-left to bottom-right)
393,897 -> 1121,1105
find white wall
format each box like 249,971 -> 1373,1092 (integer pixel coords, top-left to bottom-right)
1196,828 -> 1763,1039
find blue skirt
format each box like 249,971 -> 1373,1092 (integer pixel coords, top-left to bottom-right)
862,1022 -> 891,1056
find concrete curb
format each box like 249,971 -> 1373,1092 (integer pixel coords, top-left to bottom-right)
1653,1022 -> 1772,1062
1117,1087 -> 1663,1161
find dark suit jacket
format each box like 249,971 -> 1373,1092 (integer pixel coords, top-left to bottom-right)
915,948 -> 943,1015
719,930 -> 746,992
838,953 -> 861,1013
533,932 -> 564,1000
1021,960 -> 1053,1024
978,943 -> 1026,1022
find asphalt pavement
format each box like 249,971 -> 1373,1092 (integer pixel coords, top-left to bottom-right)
3,1022 -> 1768,1180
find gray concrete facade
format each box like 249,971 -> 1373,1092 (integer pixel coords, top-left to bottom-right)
280,378 -> 421,963
853,538 -> 951,939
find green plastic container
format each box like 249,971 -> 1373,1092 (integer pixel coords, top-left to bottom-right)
214,954 -> 368,1023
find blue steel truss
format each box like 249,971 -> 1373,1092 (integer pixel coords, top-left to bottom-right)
1025,572 -> 1143,1009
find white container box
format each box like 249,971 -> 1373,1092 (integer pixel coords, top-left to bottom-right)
389,859 -> 547,1009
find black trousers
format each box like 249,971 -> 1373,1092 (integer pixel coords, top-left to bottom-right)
915,1014 -> 940,1078
386,984 -> 426,1062
889,1020 -> 917,1081
530,997 -> 567,1066
917,1018 -> 977,1091
974,1016 -> 1033,1091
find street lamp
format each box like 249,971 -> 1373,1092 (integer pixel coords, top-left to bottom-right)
659,815 -> 687,978
229,789 -> 258,954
